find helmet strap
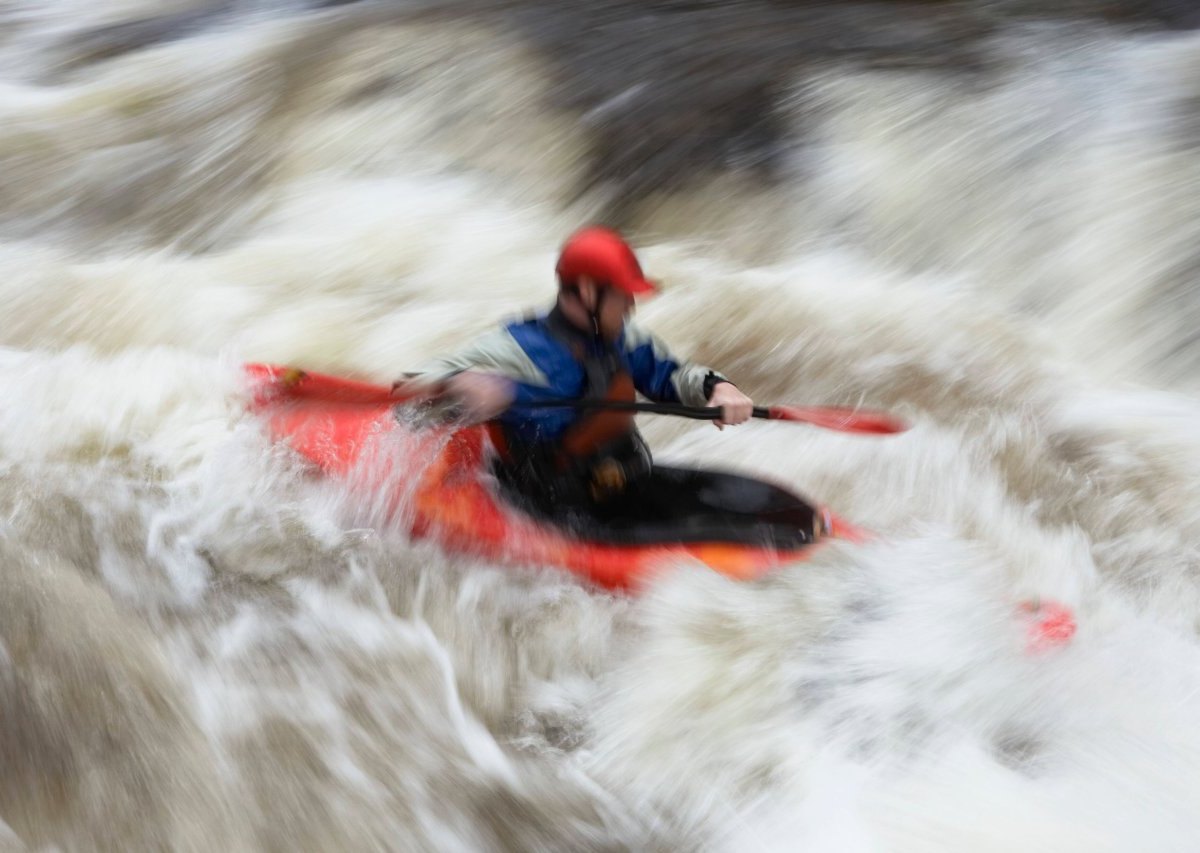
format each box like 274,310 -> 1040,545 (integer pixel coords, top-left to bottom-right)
560,281 -> 611,343
590,286 -> 611,342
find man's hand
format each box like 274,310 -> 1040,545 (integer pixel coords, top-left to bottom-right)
392,372 -> 514,423
444,371 -> 515,423
708,382 -> 753,429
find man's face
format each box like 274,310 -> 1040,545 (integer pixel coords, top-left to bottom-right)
560,275 -> 634,340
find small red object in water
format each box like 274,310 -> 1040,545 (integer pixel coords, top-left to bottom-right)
1018,599 -> 1077,652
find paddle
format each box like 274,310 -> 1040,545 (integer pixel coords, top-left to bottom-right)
506,399 -> 909,434
249,365 -> 908,435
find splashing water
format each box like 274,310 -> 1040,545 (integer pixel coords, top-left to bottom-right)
2,2 -> 1200,850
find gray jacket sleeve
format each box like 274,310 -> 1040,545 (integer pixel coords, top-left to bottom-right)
407,327 -> 550,387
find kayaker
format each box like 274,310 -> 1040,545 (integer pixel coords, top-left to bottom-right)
394,226 -> 818,542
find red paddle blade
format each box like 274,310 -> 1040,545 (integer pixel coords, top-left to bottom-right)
766,405 -> 909,434
245,363 -> 401,407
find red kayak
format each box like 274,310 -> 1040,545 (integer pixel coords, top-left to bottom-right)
245,363 -> 863,590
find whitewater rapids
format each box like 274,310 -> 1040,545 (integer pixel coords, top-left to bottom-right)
2,2 -> 1200,850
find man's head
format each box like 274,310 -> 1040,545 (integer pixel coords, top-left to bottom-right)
555,226 -> 656,340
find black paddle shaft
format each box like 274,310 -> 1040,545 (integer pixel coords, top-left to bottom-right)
510,399 -> 771,421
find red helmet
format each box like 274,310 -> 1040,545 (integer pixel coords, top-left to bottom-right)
555,226 -> 658,298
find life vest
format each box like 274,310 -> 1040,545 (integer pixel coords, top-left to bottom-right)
490,332 -> 651,505
560,349 -> 650,501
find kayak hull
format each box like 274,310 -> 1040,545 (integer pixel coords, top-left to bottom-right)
246,363 -> 862,589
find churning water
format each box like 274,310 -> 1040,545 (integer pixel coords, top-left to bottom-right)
2,1 -> 1200,849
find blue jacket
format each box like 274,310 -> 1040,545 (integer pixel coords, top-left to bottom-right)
415,307 -> 725,445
